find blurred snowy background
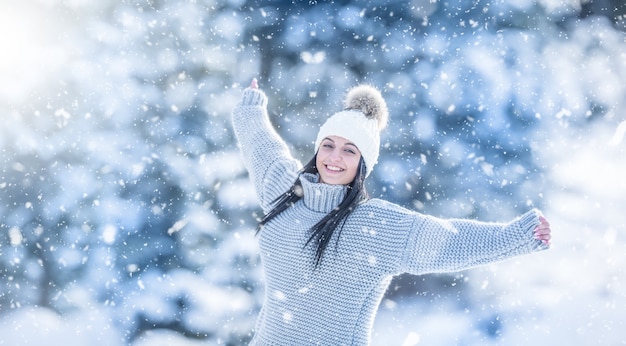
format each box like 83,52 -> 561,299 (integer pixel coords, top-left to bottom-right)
0,0 -> 625,345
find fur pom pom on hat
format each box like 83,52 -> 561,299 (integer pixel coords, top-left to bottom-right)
343,85 -> 389,130
315,84 -> 388,177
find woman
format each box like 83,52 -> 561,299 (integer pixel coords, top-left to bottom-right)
232,79 -> 552,345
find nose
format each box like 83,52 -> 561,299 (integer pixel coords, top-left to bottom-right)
329,148 -> 342,162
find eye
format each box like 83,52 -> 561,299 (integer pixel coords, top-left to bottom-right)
321,143 -> 334,150
344,148 -> 356,154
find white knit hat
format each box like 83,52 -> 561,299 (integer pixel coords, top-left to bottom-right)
315,85 -> 389,177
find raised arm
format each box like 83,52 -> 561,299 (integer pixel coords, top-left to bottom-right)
401,209 -> 551,275
231,79 -> 302,211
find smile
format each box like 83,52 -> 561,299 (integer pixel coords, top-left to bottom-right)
326,165 -> 344,172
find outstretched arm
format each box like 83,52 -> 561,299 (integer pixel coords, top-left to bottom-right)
231,79 -> 302,212
402,209 -> 551,275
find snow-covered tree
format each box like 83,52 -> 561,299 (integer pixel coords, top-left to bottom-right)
0,0 -> 624,344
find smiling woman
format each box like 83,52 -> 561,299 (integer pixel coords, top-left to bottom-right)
232,80 -> 552,346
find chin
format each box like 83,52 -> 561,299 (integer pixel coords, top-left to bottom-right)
320,175 -> 349,185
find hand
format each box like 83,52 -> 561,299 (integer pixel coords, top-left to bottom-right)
240,78 -> 267,106
534,216 -> 551,246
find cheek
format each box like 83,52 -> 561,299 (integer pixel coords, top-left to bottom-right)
348,157 -> 361,172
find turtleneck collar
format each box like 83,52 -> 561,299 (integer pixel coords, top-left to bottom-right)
299,173 -> 348,213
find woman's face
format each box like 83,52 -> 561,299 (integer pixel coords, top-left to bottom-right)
316,136 -> 361,185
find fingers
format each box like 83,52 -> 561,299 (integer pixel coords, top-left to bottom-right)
250,78 -> 258,89
534,217 -> 551,246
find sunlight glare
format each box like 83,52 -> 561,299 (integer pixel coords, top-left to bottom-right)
0,2 -> 70,104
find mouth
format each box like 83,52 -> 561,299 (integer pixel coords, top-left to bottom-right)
325,164 -> 344,173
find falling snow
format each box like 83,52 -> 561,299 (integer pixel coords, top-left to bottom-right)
0,0 -> 625,345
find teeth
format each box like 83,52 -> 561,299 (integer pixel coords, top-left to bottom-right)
326,165 -> 343,172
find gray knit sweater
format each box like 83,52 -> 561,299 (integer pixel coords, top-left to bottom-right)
232,87 -> 548,346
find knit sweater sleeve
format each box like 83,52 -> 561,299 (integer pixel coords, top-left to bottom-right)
400,208 -> 549,275
231,88 -> 301,212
